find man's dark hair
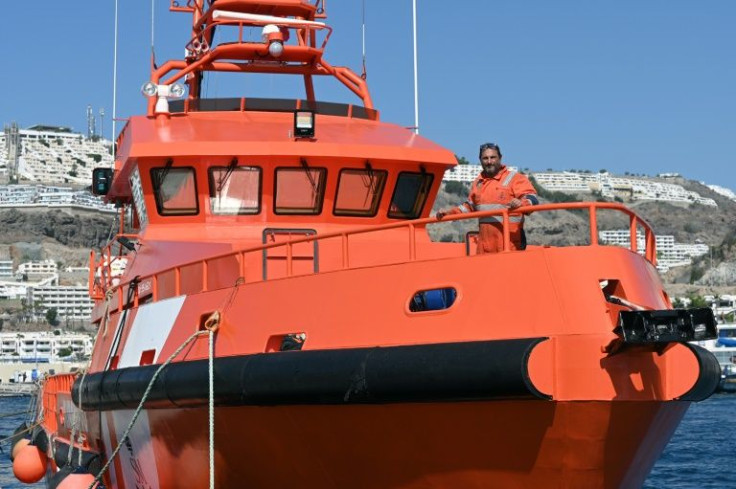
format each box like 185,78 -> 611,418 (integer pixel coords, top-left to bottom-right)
479,142 -> 502,158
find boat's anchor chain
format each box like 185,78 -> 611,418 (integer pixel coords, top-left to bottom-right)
89,317 -> 221,489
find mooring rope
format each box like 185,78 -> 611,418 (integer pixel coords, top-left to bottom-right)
101,288 -> 115,338
208,318 -> 216,489
89,325 -> 217,489
0,420 -> 42,445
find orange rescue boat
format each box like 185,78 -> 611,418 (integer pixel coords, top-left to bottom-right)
21,1 -> 720,488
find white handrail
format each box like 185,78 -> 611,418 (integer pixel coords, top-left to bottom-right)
212,10 -> 327,29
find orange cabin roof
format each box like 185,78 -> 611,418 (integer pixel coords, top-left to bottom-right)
111,110 -> 456,198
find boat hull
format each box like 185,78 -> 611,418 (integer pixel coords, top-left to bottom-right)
93,399 -> 688,489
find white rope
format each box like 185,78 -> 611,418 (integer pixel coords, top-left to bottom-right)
77,368 -> 89,467
89,329 -> 211,489
208,326 -> 215,489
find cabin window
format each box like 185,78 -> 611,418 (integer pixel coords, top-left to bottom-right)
151,166 -> 199,215
209,166 -> 261,215
274,167 -> 326,214
334,168 -> 387,216
388,172 -> 434,219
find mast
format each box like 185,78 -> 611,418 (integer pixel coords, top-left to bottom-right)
145,0 -> 375,117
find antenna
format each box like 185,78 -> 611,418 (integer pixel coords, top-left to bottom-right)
111,0 -> 119,162
361,0 -> 367,79
412,0 -> 419,135
86,105 -> 96,139
99,108 -> 105,141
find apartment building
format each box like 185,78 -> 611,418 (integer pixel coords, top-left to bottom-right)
13,126 -> 113,185
27,284 -> 93,320
531,171 -> 717,207
0,184 -> 115,213
0,331 -> 93,362
443,164 -> 519,182
598,230 -> 709,272
17,260 -> 58,277
0,260 -> 12,277
0,283 -> 27,300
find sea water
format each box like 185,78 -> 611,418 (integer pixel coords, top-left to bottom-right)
0,394 -> 733,488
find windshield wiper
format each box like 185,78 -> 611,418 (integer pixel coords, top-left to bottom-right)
217,158 -> 238,193
155,159 -> 174,189
301,158 -> 318,196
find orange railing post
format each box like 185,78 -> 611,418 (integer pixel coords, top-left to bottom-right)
589,204 -> 599,245
341,234 -> 349,269
202,259 -> 209,292
175,267 -> 181,296
629,215 -> 638,253
647,229 -> 657,265
239,252 -> 246,280
408,223 -> 416,261
502,210 -> 511,251
286,243 -> 293,276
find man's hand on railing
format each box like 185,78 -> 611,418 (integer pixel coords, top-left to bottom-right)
436,211 -> 447,220
508,198 -> 523,210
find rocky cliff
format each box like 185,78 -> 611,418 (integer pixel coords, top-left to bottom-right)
0,208 -> 114,267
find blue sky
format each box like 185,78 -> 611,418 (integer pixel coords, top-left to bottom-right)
2,1 -> 735,191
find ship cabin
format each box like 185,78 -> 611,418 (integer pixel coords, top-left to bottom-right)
91,98 -> 459,306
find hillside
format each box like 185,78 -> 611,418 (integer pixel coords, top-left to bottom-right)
0,208 -> 113,267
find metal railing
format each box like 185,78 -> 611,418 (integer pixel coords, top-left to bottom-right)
89,202 -> 656,310
39,373 -> 76,435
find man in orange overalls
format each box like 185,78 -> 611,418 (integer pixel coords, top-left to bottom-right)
437,142 -> 539,253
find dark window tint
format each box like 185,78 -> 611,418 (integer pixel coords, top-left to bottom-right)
388,172 -> 434,219
151,167 -> 198,216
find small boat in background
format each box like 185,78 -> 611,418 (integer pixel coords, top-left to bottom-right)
12,1 -> 721,488
697,323 -> 736,392
719,363 -> 736,393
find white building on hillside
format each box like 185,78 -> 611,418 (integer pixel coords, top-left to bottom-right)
7,125 -> 113,185
0,260 -> 13,277
0,283 -> 27,300
531,171 -> 717,207
0,184 -> 115,213
705,184 -> 736,202
598,230 -> 709,272
0,332 -> 93,363
27,284 -> 93,321
17,260 -> 58,278
443,164 -> 519,182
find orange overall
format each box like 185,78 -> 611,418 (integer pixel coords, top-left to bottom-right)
448,166 -> 538,253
